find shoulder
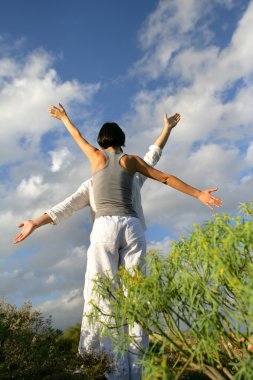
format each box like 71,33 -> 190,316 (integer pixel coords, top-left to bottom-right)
79,178 -> 92,190
122,154 -> 141,162
120,154 -> 143,172
121,154 -> 141,165
92,150 -> 107,171
95,149 -> 105,159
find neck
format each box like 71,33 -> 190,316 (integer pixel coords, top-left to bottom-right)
105,146 -> 122,153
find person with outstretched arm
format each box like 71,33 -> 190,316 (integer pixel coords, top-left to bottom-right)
13,112 -> 179,243
13,111 -> 182,380
41,104 -> 221,380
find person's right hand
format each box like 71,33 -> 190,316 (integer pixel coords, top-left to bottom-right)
13,220 -> 37,244
164,113 -> 181,129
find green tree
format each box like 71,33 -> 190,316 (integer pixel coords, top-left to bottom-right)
89,202 -> 253,380
59,323 -> 81,355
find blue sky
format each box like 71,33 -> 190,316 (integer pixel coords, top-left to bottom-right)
1,0 -> 253,328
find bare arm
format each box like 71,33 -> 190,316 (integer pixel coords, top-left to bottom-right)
154,113 -> 180,149
13,213 -> 53,244
48,104 -> 99,167
127,155 -> 222,210
137,113 -> 180,188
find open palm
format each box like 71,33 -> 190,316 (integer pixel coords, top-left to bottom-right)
13,220 -> 37,244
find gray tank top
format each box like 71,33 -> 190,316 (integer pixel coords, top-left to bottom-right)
92,150 -> 138,218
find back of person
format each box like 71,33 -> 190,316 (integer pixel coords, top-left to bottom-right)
92,150 -> 138,219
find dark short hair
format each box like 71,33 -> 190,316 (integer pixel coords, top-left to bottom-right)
97,122 -> 125,149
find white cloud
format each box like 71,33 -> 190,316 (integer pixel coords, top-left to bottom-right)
45,274 -> 55,285
240,175 -> 253,184
186,144 -> 241,185
38,289 -> 83,329
131,0 -> 241,80
147,237 -> 172,256
123,2 -> 253,238
0,44 -> 94,325
246,142 -> 253,165
49,147 -> 71,172
23,271 -> 35,280
16,175 -> 49,199
0,57 -> 19,77
53,245 -> 88,282
132,0 -> 206,79
228,1 -> 253,71
0,48 -> 100,164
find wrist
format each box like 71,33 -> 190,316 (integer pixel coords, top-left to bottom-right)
164,123 -> 173,131
29,220 -> 39,229
195,189 -> 202,199
61,114 -> 69,124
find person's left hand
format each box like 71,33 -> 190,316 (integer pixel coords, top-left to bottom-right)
197,188 -> 222,210
48,103 -> 67,120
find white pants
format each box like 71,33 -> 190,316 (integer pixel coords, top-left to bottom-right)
78,216 -> 148,380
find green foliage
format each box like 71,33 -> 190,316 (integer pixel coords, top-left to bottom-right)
89,202 -> 253,380
0,300 -> 111,379
57,323 -> 81,358
0,299 -> 65,379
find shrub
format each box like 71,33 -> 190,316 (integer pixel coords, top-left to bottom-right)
0,299 -> 65,379
0,300 -> 111,379
89,202 -> 253,380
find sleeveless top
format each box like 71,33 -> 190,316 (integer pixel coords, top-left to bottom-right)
92,150 -> 138,218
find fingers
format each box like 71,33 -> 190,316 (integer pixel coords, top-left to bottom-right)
13,233 -> 23,244
164,112 -> 181,129
13,229 -> 30,243
48,105 -> 56,116
212,195 -> 222,207
210,200 -> 221,208
200,189 -> 222,209
204,198 -> 217,210
208,197 -> 222,208
48,105 -> 60,118
18,223 -> 24,228
170,113 -> 181,126
48,104 -> 66,120
173,113 -> 181,121
207,187 -> 218,193
48,105 -> 58,111
206,203 -> 214,210
203,188 -> 222,208
164,112 -> 181,122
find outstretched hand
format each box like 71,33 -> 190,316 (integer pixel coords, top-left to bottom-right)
198,188 -> 222,210
48,103 -> 67,121
164,113 -> 181,129
13,220 -> 37,244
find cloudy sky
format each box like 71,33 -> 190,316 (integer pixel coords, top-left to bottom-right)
1,0 -> 252,329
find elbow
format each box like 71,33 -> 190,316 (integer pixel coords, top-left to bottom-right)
162,175 -> 171,185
